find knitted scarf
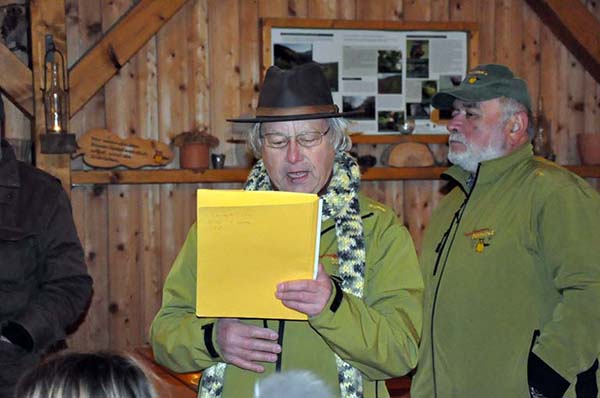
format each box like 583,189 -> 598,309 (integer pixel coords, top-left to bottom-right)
200,151 -> 366,398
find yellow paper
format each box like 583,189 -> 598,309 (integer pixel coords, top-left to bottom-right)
196,189 -> 322,320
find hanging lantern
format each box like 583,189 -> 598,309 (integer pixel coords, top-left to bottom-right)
40,36 -> 76,154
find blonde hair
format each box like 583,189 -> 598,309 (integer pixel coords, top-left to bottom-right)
15,351 -> 157,398
254,370 -> 332,398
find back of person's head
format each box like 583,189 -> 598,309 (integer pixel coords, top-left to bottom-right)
15,351 -> 156,398
254,370 -> 332,398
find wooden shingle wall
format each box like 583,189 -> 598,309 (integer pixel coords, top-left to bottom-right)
4,0 -> 598,351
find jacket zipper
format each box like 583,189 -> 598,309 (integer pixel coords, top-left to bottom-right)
263,319 -> 286,372
430,165 -> 480,398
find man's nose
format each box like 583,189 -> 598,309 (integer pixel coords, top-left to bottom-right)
286,139 -> 302,163
447,114 -> 463,133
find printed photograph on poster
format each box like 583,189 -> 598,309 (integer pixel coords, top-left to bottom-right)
378,50 -> 402,73
406,102 -> 430,120
274,43 -> 313,68
378,74 -> 402,94
320,62 -> 339,92
437,75 -> 462,118
406,39 -> 429,78
378,111 -> 405,132
274,43 -> 339,92
439,74 -> 462,90
421,80 -> 438,104
377,50 -> 403,94
343,96 -> 375,120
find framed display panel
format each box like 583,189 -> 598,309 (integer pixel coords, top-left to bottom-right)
262,18 -> 479,134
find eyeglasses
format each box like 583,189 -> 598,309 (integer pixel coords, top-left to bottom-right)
261,128 -> 330,149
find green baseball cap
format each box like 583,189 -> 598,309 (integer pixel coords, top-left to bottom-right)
432,64 -> 532,112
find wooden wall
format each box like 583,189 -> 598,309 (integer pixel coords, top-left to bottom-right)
3,0 -> 600,351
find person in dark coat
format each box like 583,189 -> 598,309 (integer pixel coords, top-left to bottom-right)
0,94 -> 93,398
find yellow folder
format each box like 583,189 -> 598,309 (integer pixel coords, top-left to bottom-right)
195,189 -> 322,320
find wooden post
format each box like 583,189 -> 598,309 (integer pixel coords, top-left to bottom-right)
29,0 -> 71,192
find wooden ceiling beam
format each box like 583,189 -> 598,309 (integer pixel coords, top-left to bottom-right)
0,43 -> 33,117
525,0 -> 600,83
68,0 -> 189,116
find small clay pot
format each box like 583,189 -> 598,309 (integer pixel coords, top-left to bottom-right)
577,133 -> 600,166
180,142 -> 210,169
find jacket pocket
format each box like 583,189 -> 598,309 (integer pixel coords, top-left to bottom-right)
0,227 -> 37,285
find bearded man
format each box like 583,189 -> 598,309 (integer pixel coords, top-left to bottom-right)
410,64 -> 600,398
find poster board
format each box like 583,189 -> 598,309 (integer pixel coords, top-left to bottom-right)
262,19 -> 479,134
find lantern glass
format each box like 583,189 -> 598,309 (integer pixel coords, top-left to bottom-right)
44,62 -> 68,134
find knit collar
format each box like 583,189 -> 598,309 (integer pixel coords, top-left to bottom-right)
443,143 -> 533,192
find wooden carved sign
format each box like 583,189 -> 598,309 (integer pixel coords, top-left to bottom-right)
73,129 -> 173,168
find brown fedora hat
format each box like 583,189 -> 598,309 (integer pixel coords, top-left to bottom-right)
227,62 -> 361,123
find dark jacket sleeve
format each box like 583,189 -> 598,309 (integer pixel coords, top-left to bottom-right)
7,184 -> 92,352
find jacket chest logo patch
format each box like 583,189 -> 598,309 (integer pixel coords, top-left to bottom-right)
464,228 -> 495,253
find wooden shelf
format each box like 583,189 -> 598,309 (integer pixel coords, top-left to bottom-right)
71,165 -> 600,185
227,134 -> 449,145
71,168 -> 251,185
350,133 -> 448,144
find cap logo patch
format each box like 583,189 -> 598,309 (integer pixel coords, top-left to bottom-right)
467,70 -> 488,84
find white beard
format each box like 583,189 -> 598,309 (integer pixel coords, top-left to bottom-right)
448,133 -> 506,173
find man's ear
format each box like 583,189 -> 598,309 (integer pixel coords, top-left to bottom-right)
507,112 -> 529,147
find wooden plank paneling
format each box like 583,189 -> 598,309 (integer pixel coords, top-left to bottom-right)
336,0 -> 356,19
521,1 -> 541,106
308,0 -> 335,18
566,52 -> 586,164
0,43 -> 33,117
258,0 -> 287,17
477,0 -> 495,63
431,0 -> 450,21
102,0 -> 143,350
238,0 -> 259,110
1,95 -> 31,142
209,0 -> 240,163
69,0 -> 188,116
157,0 -> 210,283
582,0 -> 600,141
495,0 -> 523,73
450,0 -> 478,21
539,16 -> 560,160
403,0 -> 430,21
525,0 -> 600,84
581,0 -> 600,191
70,185 -> 110,350
65,0 -> 109,352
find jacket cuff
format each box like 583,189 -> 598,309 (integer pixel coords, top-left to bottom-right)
201,323 -> 219,359
1,322 -> 34,352
528,352 -> 569,398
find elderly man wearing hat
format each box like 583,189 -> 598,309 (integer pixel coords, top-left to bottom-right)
150,63 -> 423,398
410,64 -> 600,398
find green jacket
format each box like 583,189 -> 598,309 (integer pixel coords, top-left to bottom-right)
150,193 -> 423,398
411,144 -> 600,398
